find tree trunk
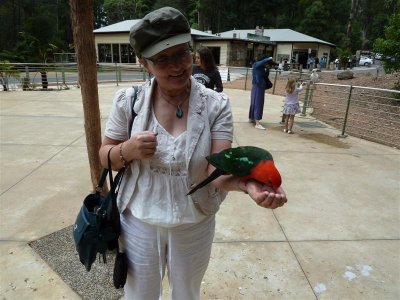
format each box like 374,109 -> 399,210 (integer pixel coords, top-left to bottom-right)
40,71 -> 48,89
70,0 -> 104,192
198,9 -> 204,31
346,0 -> 359,40
2,76 -> 9,91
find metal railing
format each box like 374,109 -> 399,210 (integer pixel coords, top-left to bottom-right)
302,83 -> 400,148
1,63 -> 306,92
0,63 -> 149,91
223,66 -> 311,94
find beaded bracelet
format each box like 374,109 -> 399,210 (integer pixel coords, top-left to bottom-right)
119,142 -> 127,167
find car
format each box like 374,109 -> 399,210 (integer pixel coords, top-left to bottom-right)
374,53 -> 382,60
359,56 -> 373,67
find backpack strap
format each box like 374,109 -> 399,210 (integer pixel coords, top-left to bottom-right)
128,85 -> 140,138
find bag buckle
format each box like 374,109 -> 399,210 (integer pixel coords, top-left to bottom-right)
95,185 -> 103,193
95,206 -> 106,218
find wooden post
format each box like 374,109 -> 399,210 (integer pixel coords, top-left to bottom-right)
70,0 -> 104,192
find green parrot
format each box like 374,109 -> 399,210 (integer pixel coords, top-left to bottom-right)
187,146 -> 282,195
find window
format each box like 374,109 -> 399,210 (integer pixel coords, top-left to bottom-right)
120,44 -> 136,63
98,44 -> 112,62
98,43 -> 136,63
112,44 -> 119,63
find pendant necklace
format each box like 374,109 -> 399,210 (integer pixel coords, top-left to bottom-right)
159,88 -> 190,119
162,97 -> 186,118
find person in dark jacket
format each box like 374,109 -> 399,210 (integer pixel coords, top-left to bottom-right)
192,47 -> 223,92
249,55 -> 276,130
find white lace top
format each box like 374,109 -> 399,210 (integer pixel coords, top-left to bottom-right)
127,111 -> 205,227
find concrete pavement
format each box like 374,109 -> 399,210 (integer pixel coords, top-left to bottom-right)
0,83 -> 399,299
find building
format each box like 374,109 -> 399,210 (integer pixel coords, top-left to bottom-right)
208,28 -> 335,68
93,21 -> 335,68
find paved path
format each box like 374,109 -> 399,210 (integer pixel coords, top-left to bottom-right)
1,84 -> 399,299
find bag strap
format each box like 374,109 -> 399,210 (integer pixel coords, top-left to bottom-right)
108,85 -> 140,191
95,168 -> 109,193
96,148 -> 122,217
95,85 -> 140,193
128,85 -> 140,137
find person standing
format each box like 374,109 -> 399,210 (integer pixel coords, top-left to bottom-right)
283,78 -> 305,134
314,56 -> 320,69
99,7 -> 287,300
192,47 -> 223,92
249,55 -> 276,130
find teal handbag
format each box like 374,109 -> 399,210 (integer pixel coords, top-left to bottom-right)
73,151 -> 124,272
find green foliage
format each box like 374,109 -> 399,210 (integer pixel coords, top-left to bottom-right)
101,0 -> 154,23
337,48 -> 352,69
1,0 -> 398,61
94,0 -> 107,28
16,32 -> 59,64
0,60 -> 19,77
0,50 -> 25,62
104,0 -> 137,23
298,0 -> 327,38
1,0 -> 71,62
374,13 -> 400,73
151,0 -> 196,21
0,60 -> 20,91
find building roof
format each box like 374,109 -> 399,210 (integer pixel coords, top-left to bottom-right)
93,21 -> 334,47
93,20 -> 215,37
93,20 -> 139,33
218,29 -> 335,46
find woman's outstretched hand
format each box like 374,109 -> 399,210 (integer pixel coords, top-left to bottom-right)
246,180 -> 287,209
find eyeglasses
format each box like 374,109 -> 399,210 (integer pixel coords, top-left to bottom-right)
145,48 -> 193,67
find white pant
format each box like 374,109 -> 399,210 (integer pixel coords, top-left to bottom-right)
120,211 -> 215,300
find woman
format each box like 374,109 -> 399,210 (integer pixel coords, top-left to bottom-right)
192,47 -> 223,92
249,55 -> 276,130
99,7 -> 287,300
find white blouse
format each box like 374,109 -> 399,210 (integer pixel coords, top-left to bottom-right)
105,79 -> 233,217
127,111 -> 205,227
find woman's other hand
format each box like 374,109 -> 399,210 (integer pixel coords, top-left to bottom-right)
125,131 -> 158,160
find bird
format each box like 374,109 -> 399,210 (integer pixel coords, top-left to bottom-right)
187,146 -> 282,195
310,69 -> 319,84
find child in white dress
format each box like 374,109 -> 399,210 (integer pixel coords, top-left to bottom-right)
283,79 -> 304,134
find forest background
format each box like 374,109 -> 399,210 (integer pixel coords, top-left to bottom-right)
0,0 -> 398,65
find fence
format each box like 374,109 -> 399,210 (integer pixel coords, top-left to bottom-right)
2,63 -> 399,148
1,63 -> 307,92
223,66 -> 311,93
302,83 -> 400,148
0,63 -> 149,91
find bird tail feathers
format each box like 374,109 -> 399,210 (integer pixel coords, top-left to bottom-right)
187,169 -> 226,195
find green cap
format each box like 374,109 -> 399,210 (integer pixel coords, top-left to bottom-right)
129,7 -> 191,58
